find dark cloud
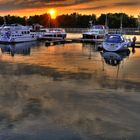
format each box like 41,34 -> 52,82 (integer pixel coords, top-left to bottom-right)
0,0 -> 99,11
0,0 -> 139,14
114,1 -> 140,6
73,1 -> 140,11
75,5 -> 108,11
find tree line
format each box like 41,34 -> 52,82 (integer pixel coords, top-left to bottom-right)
0,13 -> 138,28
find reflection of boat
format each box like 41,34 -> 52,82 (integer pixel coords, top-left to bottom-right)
39,28 -> 67,39
83,25 -> 108,40
103,34 -> 131,52
0,42 -> 38,56
101,49 -> 130,66
0,24 -> 38,43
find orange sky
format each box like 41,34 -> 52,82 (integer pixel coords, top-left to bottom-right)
0,0 -> 139,17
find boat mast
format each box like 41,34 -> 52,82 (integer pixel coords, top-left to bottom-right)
105,14 -> 108,28
3,16 -> 6,25
120,14 -> 123,34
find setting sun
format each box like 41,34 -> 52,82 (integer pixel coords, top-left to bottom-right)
48,8 -> 57,19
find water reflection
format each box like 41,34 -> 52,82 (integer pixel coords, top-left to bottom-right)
0,41 -> 41,57
101,50 -> 130,66
132,46 -> 136,54
82,43 -> 102,59
0,35 -> 140,139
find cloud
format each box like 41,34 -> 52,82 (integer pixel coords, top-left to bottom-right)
0,0 -> 139,16
73,1 -> 140,11
114,1 -> 140,6
75,5 -> 108,11
0,0 -> 100,11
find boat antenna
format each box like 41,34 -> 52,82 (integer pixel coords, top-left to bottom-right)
105,14 -> 108,28
3,16 -> 6,25
120,14 -> 123,34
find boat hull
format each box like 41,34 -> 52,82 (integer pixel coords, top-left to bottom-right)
102,42 -> 129,52
39,33 -> 67,40
0,36 -> 37,44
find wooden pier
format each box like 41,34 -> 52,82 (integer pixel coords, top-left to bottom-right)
45,38 -> 104,46
70,38 -> 104,43
44,37 -> 140,48
38,37 -> 64,41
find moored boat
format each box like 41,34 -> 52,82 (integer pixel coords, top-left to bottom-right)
0,24 -> 38,43
102,34 -> 131,52
38,28 -> 67,39
83,25 -> 108,40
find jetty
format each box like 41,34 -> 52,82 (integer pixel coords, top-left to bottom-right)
45,38 -> 104,46
65,28 -> 140,35
44,37 -> 140,48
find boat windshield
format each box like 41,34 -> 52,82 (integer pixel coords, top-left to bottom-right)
105,35 -> 124,43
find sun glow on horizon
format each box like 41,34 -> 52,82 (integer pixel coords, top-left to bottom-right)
48,8 -> 57,19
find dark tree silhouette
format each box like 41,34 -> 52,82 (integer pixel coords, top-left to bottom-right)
0,13 -> 138,28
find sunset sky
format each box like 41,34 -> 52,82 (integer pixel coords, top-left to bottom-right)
0,0 -> 139,17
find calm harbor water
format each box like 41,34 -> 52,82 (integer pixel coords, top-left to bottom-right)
0,34 -> 140,140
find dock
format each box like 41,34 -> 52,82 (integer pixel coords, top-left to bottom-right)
45,39 -> 66,46
70,38 -> 104,43
65,28 -> 140,35
45,38 -> 104,46
38,37 -> 64,41
45,37 -> 140,48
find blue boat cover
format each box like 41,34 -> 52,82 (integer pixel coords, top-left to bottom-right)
105,34 -> 124,43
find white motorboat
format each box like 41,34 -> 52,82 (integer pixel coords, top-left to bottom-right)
102,34 -> 131,52
51,28 -> 67,39
39,28 -> 67,39
0,24 -> 38,43
83,25 -> 108,40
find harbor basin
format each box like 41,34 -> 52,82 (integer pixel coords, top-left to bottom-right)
0,34 -> 140,140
